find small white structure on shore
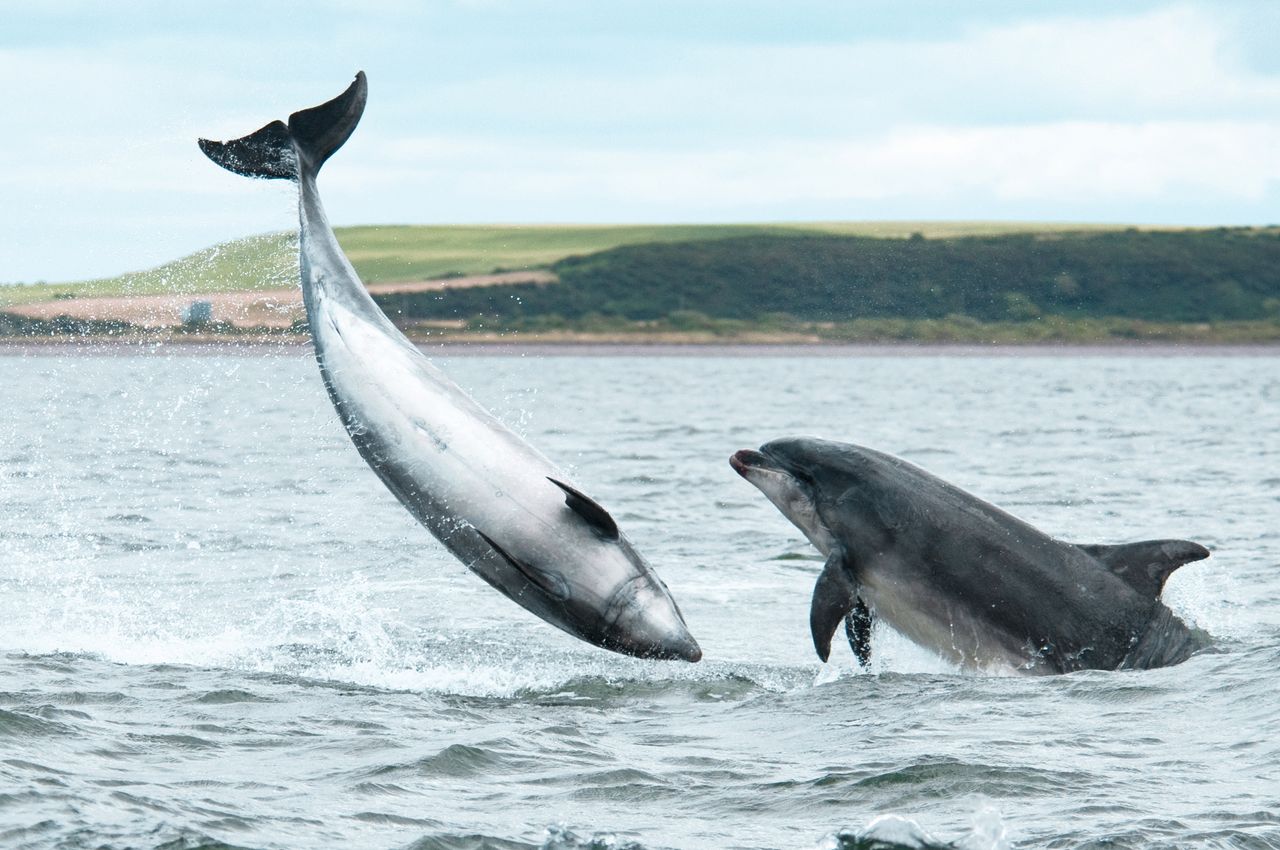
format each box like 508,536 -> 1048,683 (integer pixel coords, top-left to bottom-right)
181,300 -> 213,324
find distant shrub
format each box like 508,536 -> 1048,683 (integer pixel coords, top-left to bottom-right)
1002,292 -> 1043,321
372,228 -> 1280,326
0,311 -> 136,337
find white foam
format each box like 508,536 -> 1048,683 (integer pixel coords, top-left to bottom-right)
814,805 -> 1010,850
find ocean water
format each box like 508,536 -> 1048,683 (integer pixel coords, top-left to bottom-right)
1,345 -> 1278,850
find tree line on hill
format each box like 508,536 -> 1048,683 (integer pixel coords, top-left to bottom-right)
0,313 -> 135,337
371,229 -> 1280,325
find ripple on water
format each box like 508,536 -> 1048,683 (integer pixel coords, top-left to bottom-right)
189,689 -> 275,705
368,741 -> 541,780
105,513 -> 153,524
557,767 -> 678,803
350,811 -> 445,828
0,708 -> 79,739
403,833 -> 537,850
2,353 -> 1278,850
515,669 -> 783,708
48,690 -> 133,705
125,733 -> 220,751
743,758 -> 1096,821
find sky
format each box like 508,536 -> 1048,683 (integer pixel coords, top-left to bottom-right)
2,0 -> 1280,283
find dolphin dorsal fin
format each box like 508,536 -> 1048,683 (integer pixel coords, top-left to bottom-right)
547,478 -> 619,540
1076,539 -> 1210,597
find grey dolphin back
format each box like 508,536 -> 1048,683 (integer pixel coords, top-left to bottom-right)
198,71 -> 367,181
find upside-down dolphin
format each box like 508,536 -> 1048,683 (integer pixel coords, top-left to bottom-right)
199,72 -> 699,661
731,437 -> 1210,673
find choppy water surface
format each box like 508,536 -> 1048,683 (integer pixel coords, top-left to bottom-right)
1,346 -> 1278,850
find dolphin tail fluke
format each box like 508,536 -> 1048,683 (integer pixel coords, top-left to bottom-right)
286,71 -> 368,174
198,120 -> 297,180
198,71 -> 368,181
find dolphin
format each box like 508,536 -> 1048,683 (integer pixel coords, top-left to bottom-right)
198,72 -> 699,661
731,437 -> 1210,673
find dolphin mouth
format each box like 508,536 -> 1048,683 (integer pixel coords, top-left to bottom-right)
601,575 -> 702,662
730,449 -> 777,477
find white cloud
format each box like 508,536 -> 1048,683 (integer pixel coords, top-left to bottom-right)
411,4 -> 1280,141
335,119 -> 1280,219
904,4 -> 1280,117
4,2 -> 1280,282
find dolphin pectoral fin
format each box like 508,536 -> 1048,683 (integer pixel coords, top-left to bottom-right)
810,548 -> 860,662
474,529 -> 571,601
547,477 -> 620,540
1074,539 -> 1210,597
844,598 -> 873,668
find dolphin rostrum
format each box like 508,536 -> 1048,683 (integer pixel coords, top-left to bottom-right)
199,72 -> 699,661
731,437 -> 1210,673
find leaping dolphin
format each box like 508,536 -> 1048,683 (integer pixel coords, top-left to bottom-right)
199,72 -> 700,661
731,437 -> 1210,673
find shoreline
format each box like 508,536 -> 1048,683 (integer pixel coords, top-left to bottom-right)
3,337 -> 1279,357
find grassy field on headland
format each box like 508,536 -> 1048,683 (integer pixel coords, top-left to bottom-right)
3,222 -> 1279,344
0,221 -> 1129,304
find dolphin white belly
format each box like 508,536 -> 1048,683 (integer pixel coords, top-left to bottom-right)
858,558 -> 1044,673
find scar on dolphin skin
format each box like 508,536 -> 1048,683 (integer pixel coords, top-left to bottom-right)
732,438 -> 1210,674
199,73 -> 700,662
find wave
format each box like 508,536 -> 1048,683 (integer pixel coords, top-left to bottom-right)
0,707 -> 80,739
820,810 -> 1009,850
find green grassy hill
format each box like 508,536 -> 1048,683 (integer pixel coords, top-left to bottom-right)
374,228 -> 1280,326
9,221 -> 1274,344
0,221 -> 1128,307
0,233 -> 298,306
332,221 -> 1125,283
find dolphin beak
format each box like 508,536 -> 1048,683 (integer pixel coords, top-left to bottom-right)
730,449 -> 771,477
602,575 -> 702,662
